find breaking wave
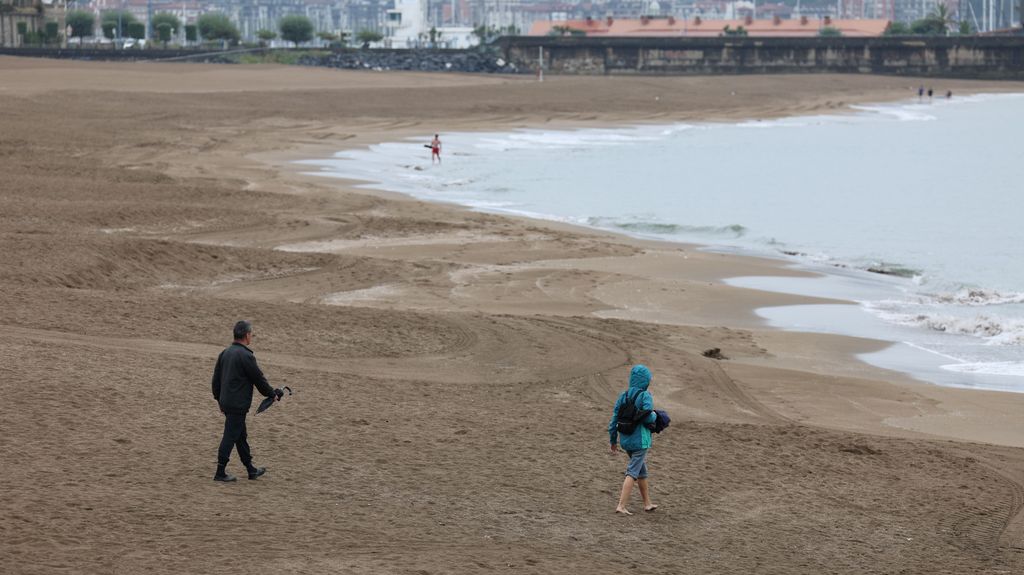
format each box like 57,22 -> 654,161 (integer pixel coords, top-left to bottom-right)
586,218 -> 747,238
872,308 -> 1024,346
930,288 -> 1024,306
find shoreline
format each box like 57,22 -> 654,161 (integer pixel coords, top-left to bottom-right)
4,58 -> 1024,573
274,99 -> 1024,398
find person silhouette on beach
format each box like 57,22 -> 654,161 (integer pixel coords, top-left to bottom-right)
431,134 -> 442,164
608,364 -> 659,515
918,85 -> 924,101
211,320 -> 283,482
927,87 -> 934,101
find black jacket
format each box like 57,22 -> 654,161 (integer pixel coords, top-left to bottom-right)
212,342 -> 274,414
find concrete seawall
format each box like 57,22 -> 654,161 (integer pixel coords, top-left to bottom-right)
498,36 -> 1024,79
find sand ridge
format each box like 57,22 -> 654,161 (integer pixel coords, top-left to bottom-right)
2,56 -> 1024,573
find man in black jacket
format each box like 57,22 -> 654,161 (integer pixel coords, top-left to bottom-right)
211,320 -> 282,482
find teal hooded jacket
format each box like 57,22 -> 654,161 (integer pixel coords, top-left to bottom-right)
608,365 -> 657,452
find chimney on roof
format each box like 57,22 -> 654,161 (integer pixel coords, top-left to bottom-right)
586,16 -> 594,26
773,14 -> 781,25
668,15 -> 675,25
641,15 -> 650,25
694,16 -> 702,25
824,15 -> 832,25
744,14 -> 752,25
800,15 -> 808,25
606,16 -> 613,26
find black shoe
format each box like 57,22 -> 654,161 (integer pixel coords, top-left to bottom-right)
247,467 -> 266,480
214,473 -> 237,482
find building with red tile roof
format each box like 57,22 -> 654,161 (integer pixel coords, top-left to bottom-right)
529,15 -> 891,37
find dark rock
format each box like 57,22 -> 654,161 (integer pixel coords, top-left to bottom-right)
702,347 -> 728,360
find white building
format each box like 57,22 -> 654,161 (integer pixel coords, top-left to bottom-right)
385,0 -> 478,48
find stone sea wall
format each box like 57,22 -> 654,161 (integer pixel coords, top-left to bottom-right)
498,36 -> 1024,79
5,37 -> 1023,78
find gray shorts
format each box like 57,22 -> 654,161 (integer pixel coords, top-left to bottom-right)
625,449 -> 648,479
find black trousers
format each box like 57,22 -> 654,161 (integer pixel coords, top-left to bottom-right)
217,411 -> 253,468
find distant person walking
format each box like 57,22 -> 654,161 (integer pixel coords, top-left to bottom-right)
431,134 -> 442,164
927,87 -> 934,101
918,85 -> 925,101
212,320 -> 283,482
946,90 -> 953,99
608,364 -> 659,515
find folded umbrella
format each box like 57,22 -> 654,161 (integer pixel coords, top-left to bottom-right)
256,386 -> 292,415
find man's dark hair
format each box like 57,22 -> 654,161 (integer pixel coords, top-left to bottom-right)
233,320 -> 253,340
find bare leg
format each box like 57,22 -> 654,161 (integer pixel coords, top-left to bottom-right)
616,476 -> 635,515
637,478 -> 657,511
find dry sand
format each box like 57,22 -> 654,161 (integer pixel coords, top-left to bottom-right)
2,56 -> 1024,574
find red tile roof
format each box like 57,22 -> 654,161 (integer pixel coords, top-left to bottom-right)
530,17 -> 890,38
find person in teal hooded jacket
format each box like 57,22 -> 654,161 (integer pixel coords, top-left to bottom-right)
608,364 -> 659,515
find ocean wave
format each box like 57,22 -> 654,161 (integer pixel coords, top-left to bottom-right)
864,263 -> 923,279
850,104 -> 936,122
474,129 -> 659,151
930,288 -> 1024,306
874,309 -> 1024,345
587,218 -> 747,238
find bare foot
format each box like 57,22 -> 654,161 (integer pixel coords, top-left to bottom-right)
615,506 -> 633,516
644,504 -> 659,512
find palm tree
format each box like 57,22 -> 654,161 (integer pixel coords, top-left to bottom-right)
931,2 -> 954,36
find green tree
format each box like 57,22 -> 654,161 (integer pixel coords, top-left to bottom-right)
126,21 -> 145,41
819,26 -> 842,37
884,21 -> 911,35
197,12 -> 239,44
44,21 -> 59,44
66,10 -> 94,44
931,3 -> 954,34
473,23 -> 509,42
356,29 -> 382,47
909,16 -> 947,35
156,22 -> 172,47
151,12 -> 180,36
721,25 -> 748,36
185,24 -> 197,43
278,14 -> 313,47
317,31 -> 342,46
256,29 -> 276,46
957,20 -> 974,35
101,10 -> 136,38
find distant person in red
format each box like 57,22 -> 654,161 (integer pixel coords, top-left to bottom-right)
431,134 -> 442,164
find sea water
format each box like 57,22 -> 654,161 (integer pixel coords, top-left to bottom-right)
299,93 -> 1024,393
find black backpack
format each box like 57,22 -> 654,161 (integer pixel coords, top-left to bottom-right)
616,388 -> 652,434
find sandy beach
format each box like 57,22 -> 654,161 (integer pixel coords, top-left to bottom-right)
2,55 -> 1024,573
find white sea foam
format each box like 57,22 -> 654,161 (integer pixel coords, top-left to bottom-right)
931,288 -> 1024,306
850,104 -> 936,122
868,308 -> 1024,346
474,129 -> 659,152
940,361 -> 1024,377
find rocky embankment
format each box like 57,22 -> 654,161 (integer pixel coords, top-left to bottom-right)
297,48 -> 518,73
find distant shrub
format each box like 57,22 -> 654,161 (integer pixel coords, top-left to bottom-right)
197,12 -> 240,44
66,11 -> 95,42
279,15 -> 314,47
127,21 -> 145,40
